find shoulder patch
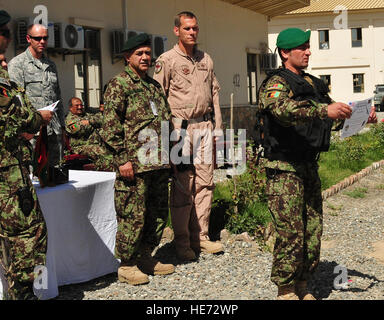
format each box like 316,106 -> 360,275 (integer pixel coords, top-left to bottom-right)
69,123 -> 80,133
154,61 -> 163,74
267,91 -> 281,98
268,83 -> 284,90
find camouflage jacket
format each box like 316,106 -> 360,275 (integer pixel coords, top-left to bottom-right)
65,111 -> 103,154
8,47 -> 64,135
0,68 -> 43,168
258,71 -> 341,172
101,66 -> 171,175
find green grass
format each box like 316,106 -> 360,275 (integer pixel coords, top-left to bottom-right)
211,122 -> 384,239
318,123 -> 384,190
343,187 -> 368,199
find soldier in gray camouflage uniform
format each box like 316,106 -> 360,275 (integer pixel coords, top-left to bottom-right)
257,28 -> 376,300
8,24 -> 65,168
100,33 -> 175,285
0,10 -> 53,300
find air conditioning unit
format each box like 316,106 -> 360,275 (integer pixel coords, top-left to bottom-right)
110,29 -> 147,57
126,29 -> 146,40
55,23 -> 84,50
151,35 -> 167,61
260,53 -> 277,70
111,29 -> 125,57
15,17 -> 55,48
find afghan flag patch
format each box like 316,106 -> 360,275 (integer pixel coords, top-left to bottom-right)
1,87 -> 10,97
70,123 -> 80,132
267,91 -> 281,98
271,84 -> 284,90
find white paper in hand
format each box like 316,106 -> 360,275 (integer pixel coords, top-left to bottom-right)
340,98 -> 372,139
39,100 -> 60,113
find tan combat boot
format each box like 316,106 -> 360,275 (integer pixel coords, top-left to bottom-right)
193,240 -> 224,254
295,281 -> 316,300
118,265 -> 149,285
277,285 -> 300,300
176,247 -> 197,262
137,249 -> 175,275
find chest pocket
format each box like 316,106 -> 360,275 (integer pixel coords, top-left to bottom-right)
24,71 -> 43,97
125,89 -> 156,133
173,65 -> 192,88
197,62 -> 210,83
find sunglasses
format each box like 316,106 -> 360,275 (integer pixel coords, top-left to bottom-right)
0,28 -> 11,39
28,35 -> 49,42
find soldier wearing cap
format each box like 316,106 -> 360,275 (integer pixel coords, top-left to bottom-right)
153,11 -> 223,262
0,10 -> 53,299
257,28 -> 377,300
100,33 -> 175,285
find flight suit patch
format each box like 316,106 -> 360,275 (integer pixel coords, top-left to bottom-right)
155,61 -> 163,74
197,63 -> 207,71
181,65 -> 190,75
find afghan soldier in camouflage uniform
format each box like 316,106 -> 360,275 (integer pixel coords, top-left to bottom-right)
65,97 -> 103,157
257,28 -> 375,300
8,24 -> 65,168
100,33 -> 175,285
0,10 -> 53,300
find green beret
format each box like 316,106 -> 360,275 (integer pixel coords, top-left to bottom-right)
276,28 -> 311,49
122,33 -> 151,52
0,10 -> 11,27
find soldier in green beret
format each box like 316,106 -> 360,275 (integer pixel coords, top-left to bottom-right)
0,10 -> 53,299
99,33 -> 175,285
256,27 -> 377,299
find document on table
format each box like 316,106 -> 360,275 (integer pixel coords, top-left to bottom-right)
39,100 -> 60,112
340,98 -> 372,139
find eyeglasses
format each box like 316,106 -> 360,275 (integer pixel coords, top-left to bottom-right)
28,35 -> 49,42
0,29 -> 11,39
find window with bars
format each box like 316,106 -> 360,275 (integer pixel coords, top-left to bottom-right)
247,53 -> 258,105
351,28 -> 362,47
353,73 -> 364,93
319,30 -> 329,50
320,75 -> 331,93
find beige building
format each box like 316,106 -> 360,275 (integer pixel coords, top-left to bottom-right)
268,0 -> 384,106
2,0 -> 309,133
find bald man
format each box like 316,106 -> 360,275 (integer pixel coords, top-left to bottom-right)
8,24 -> 65,172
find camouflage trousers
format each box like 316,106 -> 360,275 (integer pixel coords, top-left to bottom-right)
265,163 -> 323,287
0,164 -> 47,300
114,169 -> 170,264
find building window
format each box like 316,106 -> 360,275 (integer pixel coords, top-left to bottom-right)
247,53 -> 258,105
351,28 -> 362,47
320,75 -> 331,93
319,30 -> 329,50
353,73 -> 364,93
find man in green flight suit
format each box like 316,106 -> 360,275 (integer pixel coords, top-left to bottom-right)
257,27 -> 377,300
0,10 -> 53,300
100,33 -> 175,285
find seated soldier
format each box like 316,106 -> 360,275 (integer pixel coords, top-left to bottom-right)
65,97 -> 103,155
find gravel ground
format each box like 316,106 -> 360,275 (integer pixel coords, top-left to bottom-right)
55,167 -> 384,301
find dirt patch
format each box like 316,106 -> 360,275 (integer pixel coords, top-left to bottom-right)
366,240 -> 384,265
321,240 -> 337,249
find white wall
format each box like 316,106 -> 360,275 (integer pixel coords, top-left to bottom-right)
2,0 -> 269,110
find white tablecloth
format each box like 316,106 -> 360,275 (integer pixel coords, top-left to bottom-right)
1,170 -> 120,300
